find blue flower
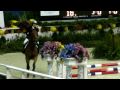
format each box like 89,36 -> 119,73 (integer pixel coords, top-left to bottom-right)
59,43 -> 89,61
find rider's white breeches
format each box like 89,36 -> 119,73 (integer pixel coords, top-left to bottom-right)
23,38 -> 39,45
23,38 -> 29,44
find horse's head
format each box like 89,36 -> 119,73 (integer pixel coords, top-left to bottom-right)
29,28 -> 39,42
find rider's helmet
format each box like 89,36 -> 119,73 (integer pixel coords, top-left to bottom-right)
29,19 -> 37,25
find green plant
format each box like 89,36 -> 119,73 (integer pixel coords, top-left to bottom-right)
93,32 -> 120,60
0,36 -> 6,48
38,36 -> 52,48
0,36 -> 24,54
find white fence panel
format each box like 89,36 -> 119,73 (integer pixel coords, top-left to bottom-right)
0,63 -> 64,79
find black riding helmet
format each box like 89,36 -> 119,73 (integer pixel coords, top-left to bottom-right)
18,20 -> 33,33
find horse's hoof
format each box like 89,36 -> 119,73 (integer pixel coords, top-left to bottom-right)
27,74 -> 30,78
33,75 -> 35,78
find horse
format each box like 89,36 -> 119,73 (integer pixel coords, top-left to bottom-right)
19,21 -> 39,77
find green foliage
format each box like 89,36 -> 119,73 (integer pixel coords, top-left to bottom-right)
38,36 -> 52,48
1,30 -> 120,60
0,31 -> 103,54
41,26 -> 50,32
93,32 -> 120,60
0,37 -> 24,54
51,31 -> 102,47
0,36 -> 6,48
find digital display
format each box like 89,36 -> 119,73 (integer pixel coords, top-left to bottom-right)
40,11 -> 120,21
61,11 -> 120,18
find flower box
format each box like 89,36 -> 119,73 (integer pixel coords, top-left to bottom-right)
43,54 -> 52,61
64,58 -> 78,65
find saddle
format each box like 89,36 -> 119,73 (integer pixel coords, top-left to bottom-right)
22,41 -> 40,53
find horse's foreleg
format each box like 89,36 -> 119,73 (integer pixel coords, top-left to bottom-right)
32,57 -> 37,78
26,58 -> 30,78
32,57 -> 37,71
32,63 -> 36,71
27,63 -> 30,70
32,62 -> 36,78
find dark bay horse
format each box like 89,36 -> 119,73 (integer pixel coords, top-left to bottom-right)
19,21 -> 39,77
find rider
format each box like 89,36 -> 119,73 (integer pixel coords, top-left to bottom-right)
22,19 -> 40,53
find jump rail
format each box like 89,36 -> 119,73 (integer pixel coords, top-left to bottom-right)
0,63 -> 64,79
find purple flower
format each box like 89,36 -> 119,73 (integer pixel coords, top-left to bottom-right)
40,41 -> 62,59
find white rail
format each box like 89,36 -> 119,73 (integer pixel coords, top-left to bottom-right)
0,27 -> 20,30
0,63 -> 64,79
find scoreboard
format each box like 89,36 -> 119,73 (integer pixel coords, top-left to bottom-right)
40,11 -> 120,20
62,11 -> 120,18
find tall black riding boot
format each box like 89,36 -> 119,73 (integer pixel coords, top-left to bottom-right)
22,45 -> 25,53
